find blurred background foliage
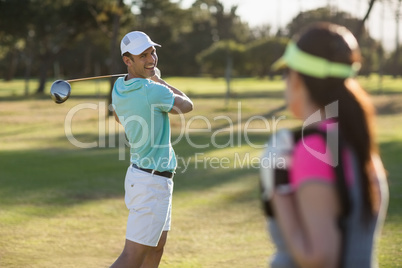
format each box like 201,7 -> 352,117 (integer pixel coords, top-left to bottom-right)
0,0 -> 400,94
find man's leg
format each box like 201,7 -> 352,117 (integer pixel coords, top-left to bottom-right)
140,231 -> 168,268
110,239 -> 152,268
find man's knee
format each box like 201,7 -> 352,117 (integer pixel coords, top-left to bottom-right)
123,240 -> 151,260
110,241 -> 150,268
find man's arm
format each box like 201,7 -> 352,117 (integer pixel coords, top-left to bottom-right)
151,76 -> 193,114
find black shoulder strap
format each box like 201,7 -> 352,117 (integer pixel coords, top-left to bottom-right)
297,128 -> 351,217
296,127 -> 350,267
261,127 -> 352,223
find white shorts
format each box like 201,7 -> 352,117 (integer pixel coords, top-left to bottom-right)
124,165 -> 174,247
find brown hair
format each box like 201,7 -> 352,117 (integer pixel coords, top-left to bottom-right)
123,52 -> 134,61
295,22 -> 379,219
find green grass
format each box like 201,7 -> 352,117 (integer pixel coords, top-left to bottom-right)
0,77 -> 401,267
358,74 -> 402,94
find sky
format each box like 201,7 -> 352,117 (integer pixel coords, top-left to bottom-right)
178,0 -> 401,52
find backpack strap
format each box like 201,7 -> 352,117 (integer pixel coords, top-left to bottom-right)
294,128 -> 351,217
261,127 -> 351,221
300,128 -> 350,267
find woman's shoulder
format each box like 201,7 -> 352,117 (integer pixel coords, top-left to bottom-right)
291,133 -> 336,189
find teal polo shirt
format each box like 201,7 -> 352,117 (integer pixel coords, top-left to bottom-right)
112,76 -> 176,172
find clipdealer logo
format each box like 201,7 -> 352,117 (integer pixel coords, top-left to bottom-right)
63,101 -> 287,161
129,152 -> 286,174
63,100 -> 339,170
301,101 -> 339,167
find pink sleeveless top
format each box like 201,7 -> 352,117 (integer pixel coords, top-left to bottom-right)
290,126 -> 353,190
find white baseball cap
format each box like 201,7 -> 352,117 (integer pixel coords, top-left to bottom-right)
120,31 -> 161,56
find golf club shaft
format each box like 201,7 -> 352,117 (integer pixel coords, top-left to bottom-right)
67,74 -> 126,83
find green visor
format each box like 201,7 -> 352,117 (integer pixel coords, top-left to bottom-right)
272,41 -> 361,79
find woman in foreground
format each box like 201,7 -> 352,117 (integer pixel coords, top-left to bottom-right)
260,23 -> 389,268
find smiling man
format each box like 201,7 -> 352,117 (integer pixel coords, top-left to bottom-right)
110,31 -> 193,268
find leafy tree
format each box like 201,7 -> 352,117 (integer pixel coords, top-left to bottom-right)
285,7 -> 382,75
0,0 -> 134,94
29,0 -> 106,93
249,24 -> 273,41
192,0 -> 250,43
390,0 -> 402,77
244,37 -> 288,78
197,40 -> 245,76
178,18 -> 216,75
130,0 -> 191,76
383,45 -> 402,76
286,7 -> 360,38
129,0 -> 250,76
354,0 -> 377,41
173,0 -> 249,76
0,0 -> 31,81
197,40 -> 245,102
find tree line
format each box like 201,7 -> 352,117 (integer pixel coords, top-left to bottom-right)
0,0 -> 400,94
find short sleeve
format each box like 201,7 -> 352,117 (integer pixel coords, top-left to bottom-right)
290,134 -> 336,189
147,82 -> 175,112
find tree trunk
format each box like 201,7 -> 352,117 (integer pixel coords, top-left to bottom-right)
225,54 -> 233,106
36,55 -> 51,94
5,48 -> 18,81
354,0 -> 376,41
24,52 -> 32,96
108,0 -> 124,116
393,0 -> 401,78
84,41 -> 92,77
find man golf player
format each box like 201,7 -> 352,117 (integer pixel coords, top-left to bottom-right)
110,31 -> 193,267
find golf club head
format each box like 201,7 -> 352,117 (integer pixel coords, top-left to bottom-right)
50,80 -> 71,104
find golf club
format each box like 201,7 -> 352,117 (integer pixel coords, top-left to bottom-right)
50,67 -> 161,104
